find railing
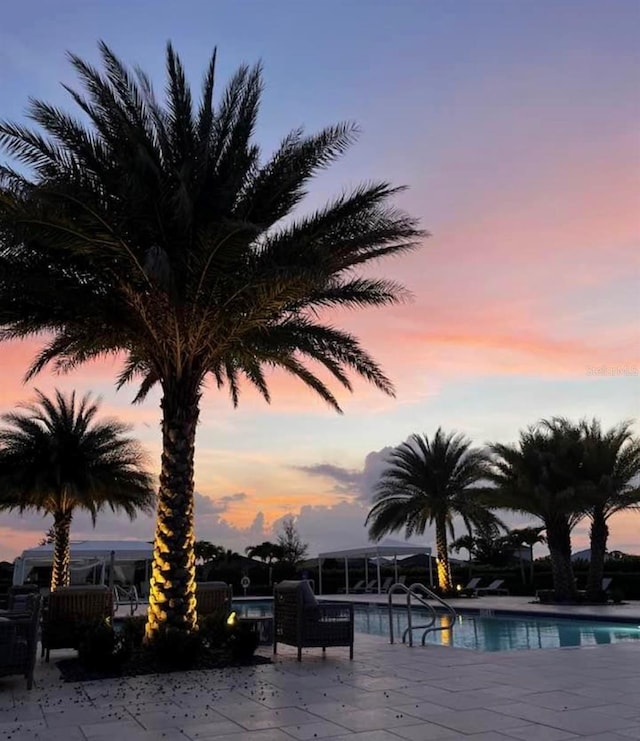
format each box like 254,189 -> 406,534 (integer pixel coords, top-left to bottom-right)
113,584 -> 139,616
388,582 -> 457,647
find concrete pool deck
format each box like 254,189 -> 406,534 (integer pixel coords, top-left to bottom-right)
322,594 -> 640,622
3,599 -> 640,740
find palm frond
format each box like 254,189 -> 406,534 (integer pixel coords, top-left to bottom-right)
0,42 -> 424,415
366,429 -> 492,542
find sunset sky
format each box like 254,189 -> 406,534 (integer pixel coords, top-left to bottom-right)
0,0 -> 638,562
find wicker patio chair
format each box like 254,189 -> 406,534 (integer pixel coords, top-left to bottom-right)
273,580 -> 354,662
196,581 -> 233,617
41,585 -> 113,662
0,584 -> 40,617
0,594 -> 41,689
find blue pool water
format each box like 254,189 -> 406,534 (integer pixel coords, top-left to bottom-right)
233,599 -> 640,652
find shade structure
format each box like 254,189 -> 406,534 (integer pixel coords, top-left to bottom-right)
13,540 -> 153,586
316,539 -> 433,595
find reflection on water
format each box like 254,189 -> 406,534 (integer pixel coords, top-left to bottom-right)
370,608 -> 640,651
439,614 -> 453,647
233,601 -> 273,618
233,600 -> 640,652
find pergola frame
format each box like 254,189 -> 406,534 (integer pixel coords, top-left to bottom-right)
317,542 -> 433,595
13,540 -> 154,588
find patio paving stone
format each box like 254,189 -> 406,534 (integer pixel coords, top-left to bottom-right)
2,597 -> 640,739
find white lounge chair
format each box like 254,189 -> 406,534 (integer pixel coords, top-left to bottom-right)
380,577 -> 393,593
475,579 -> 509,596
458,577 -> 483,597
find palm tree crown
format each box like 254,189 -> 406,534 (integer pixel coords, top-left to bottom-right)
0,42 -> 423,410
578,418 -> 640,595
366,428 -> 498,591
0,43 -> 424,637
0,389 -> 154,589
487,418 -> 587,601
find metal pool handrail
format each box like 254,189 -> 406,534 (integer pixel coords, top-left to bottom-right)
113,584 -> 139,616
387,582 -> 457,647
408,582 -> 457,646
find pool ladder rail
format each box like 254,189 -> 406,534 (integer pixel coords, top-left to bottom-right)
113,584 -> 140,616
387,582 -> 457,646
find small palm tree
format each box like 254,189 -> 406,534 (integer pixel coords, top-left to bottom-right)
194,540 -> 225,565
0,390 -> 154,590
245,541 -> 285,564
507,526 -> 546,584
488,418 -> 586,602
449,533 -> 475,580
0,43 -> 423,639
246,541 -> 285,585
579,419 -> 640,596
366,429 -> 499,591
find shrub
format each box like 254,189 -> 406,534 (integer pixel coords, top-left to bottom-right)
227,622 -> 259,662
120,615 -> 146,650
77,619 -> 128,672
535,589 -> 554,604
145,626 -> 203,670
584,589 -> 608,604
198,610 -> 228,649
610,588 -> 625,604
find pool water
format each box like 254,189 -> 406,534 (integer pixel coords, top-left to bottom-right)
233,600 -> 640,652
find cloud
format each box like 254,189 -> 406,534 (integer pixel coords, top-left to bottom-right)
295,448 -> 393,502
196,491 -> 248,516
295,464 -> 362,494
0,490 -> 261,561
220,492 -> 248,504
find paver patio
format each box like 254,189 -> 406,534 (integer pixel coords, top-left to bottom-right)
3,599 -> 640,740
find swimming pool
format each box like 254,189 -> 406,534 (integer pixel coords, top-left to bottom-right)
232,599 -> 640,652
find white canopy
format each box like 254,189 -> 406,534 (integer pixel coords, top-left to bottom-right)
316,540 -> 433,595
13,540 -> 153,585
318,540 -> 432,560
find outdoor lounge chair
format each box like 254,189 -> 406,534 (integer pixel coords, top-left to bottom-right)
0,593 -> 41,689
338,580 -> 363,594
274,580 -> 354,661
381,577 -> 393,593
359,579 -> 378,593
41,585 -> 113,662
196,581 -> 233,617
601,578 -> 612,592
457,577 -> 483,597
475,579 -> 509,596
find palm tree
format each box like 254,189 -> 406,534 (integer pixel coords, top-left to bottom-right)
366,429 -> 499,592
245,541 -> 285,564
507,526 -> 546,585
0,389 -> 154,590
449,533 -> 475,580
194,540 -> 224,565
488,418 -> 586,602
0,44 -> 423,638
579,419 -> 640,597
246,541 -> 285,585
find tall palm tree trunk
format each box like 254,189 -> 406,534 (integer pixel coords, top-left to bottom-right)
51,510 -> 72,590
145,378 -> 201,641
586,507 -> 608,597
435,518 -> 453,592
546,519 -> 576,602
